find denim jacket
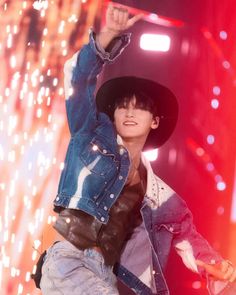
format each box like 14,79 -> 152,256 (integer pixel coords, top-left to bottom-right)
54,31 -> 234,295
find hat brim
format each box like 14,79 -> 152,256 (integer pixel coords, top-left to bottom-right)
96,76 -> 178,150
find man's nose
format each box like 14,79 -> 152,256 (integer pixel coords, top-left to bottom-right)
125,107 -> 134,117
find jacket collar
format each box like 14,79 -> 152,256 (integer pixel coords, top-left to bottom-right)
141,154 -> 159,209
117,135 -> 161,209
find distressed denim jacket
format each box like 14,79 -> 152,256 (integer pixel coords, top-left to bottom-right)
54,31 -> 234,295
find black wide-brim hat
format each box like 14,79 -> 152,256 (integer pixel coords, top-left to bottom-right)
96,76 -> 178,150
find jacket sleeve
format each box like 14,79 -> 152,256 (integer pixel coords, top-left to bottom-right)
173,203 -> 234,295
64,29 -> 130,136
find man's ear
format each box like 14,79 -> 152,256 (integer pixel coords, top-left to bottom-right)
151,116 -> 159,130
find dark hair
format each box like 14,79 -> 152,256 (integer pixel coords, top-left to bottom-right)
113,89 -> 158,117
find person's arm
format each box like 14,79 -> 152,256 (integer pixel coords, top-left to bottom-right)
64,4 -> 142,136
172,200 -> 236,294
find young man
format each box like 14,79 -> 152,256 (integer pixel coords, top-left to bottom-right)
39,4 -> 236,295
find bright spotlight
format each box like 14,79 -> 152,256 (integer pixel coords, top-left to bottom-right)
33,0 -> 48,10
216,181 -> 226,191
143,149 -> 159,161
140,34 -> 171,52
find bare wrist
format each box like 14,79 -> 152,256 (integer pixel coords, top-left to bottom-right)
97,28 -> 120,50
100,27 -> 120,38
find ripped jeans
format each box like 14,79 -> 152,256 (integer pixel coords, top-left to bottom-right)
40,240 -> 119,295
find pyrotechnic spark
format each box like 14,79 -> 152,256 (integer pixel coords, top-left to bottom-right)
0,0 -> 98,293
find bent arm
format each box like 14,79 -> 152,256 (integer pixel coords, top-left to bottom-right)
173,205 -> 236,294
64,30 -> 130,136
64,5 -> 142,136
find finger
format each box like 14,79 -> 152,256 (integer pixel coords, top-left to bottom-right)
206,267 -> 226,280
107,3 -> 114,17
113,7 -> 119,23
220,260 -> 230,273
223,265 -> 235,280
195,260 -> 225,279
229,268 -> 236,283
122,10 -> 129,25
119,9 -> 129,30
195,259 -> 205,267
126,13 -> 143,28
195,259 -> 210,269
118,8 -> 125,25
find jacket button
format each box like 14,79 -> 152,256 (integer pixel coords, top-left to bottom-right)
110,193 -> 114,198
119,148 -> 124,155
101,217 -> 105,222
56,197 -> 60,201
103,149 -> 107,154
119,175 -> 123,180
92,145 -> 98,151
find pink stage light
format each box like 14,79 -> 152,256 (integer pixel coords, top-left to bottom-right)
216,181 -> 226,191
140,34 -> 171,52
211,98 -> 220,109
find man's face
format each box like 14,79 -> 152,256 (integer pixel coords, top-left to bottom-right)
113,96 -> 159,142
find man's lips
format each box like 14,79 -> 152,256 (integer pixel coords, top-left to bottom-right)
123,121 -> 138,126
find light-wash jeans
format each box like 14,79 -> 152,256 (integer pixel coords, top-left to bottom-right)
40,240 -> 119,295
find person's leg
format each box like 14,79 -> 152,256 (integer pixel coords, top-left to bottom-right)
40,241 -> 119,295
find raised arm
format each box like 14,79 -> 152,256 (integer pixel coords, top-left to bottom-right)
64,4 -> 142,136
